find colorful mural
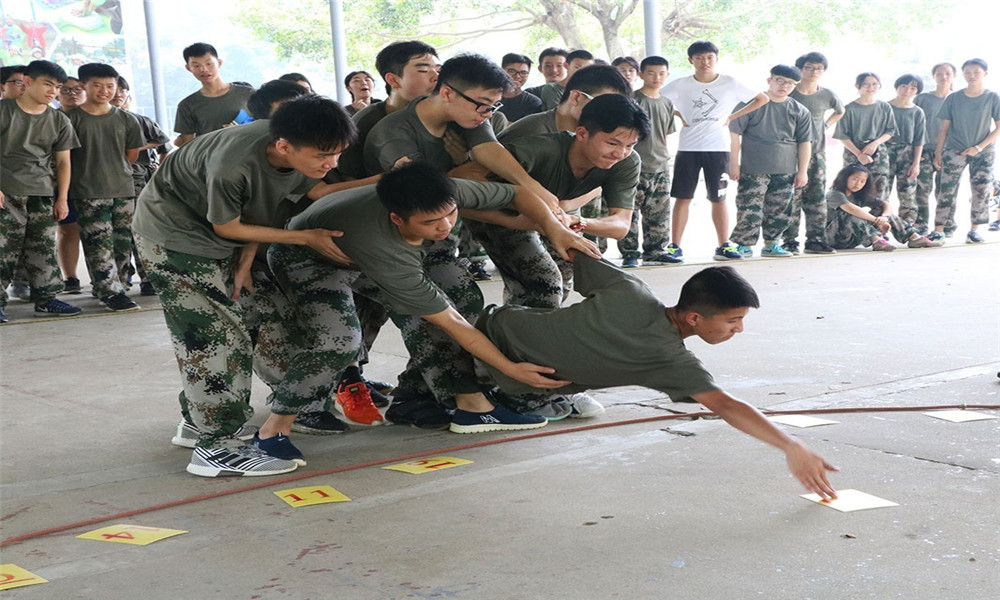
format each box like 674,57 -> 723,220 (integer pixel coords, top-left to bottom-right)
1,0 -> 125,68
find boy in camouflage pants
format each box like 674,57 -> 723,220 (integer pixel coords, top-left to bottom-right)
132,96 -> 358,477
0,61 -> 83,322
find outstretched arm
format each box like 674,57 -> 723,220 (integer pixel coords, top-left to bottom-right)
691,389 -> 839,500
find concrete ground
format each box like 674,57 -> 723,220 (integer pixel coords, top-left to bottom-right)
1,221 -> 999,598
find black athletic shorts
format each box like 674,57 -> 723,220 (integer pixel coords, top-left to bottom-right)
671,151 -> 730,202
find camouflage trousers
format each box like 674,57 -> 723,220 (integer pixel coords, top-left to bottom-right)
825,204 -> 914,249
843,147 -> 891,202
270,243 -> 484,413
465,219 -> 563,309
580,195 -> 608,253
884,142 -> 920,227
936,146 -> 995,231
913,148 -> 939,233
454,218 -> 486,262
730,173 -> 794,247
0,194 -> 62,308
617,170 -> 671,258
785,152 -> 828,244
75,197 -> 134,299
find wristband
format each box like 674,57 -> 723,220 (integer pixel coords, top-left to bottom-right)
570,217 -> 588,232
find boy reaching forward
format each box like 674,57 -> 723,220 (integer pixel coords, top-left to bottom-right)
478,254 -> 839,500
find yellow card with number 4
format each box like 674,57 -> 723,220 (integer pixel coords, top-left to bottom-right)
77,523 -> 187,545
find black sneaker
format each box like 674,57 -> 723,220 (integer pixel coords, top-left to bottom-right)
252,433 -> 306,466
34,298 -> 83,317
781,240 -> 800,254
368,384 -> 391,407
468,261 -> 492,281
290,411 -> 349,435
621,253 -> 639,268
803,240 -> 836,254
363,378 -> 395,394
385,389 -> 451,430
140,281 -> 157,296
101,293 -> 140,312
62,277 -> 82,294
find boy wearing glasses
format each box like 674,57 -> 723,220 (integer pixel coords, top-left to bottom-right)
784,52 -> 844,254
727,65 -> 813,258
498,53 -> 542,122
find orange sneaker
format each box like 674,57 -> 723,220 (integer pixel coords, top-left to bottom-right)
335,382 -> 385,425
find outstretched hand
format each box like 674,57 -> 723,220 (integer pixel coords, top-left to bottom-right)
548,228 -> 602,260
786,443 -> 839,501
504,362 -> 571,389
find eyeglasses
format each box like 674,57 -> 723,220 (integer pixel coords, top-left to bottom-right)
578,91 -> 595,101
772,78 -> 797,87
60,87 -> 85,95
506,68 -> 530,78
801,65 -> 825,72
445,83 -> 503,115
6,79 -> 26,87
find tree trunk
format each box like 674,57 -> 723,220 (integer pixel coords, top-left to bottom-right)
537,0 -> 587,49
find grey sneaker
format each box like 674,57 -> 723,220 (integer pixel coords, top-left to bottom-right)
907,235 -> 944,248
526,398 -> 573,421
171,419 -> 259,448
8,282 -> 31,301
186,441 -> 298,477
561,393 -> 605,418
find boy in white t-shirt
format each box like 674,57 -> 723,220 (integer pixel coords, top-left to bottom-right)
661,41 -> 769,262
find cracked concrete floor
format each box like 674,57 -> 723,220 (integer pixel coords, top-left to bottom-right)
1,242 -> 998,599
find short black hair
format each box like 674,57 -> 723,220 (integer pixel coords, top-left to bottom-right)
566,49 -> 594,64
612,56 -> 640,71
639,56 -> 669,71
435,53 -> 511,94
116,75 -> 130,91
893,73 -> 923,94
687,40 -> 719,58
794,51 -> 828,70
376,161 -> 455,220
1,65 -> 28,84
560,65 -> 631,104
770,64 -> 802,81
24,61 -> 67,83
676,266 -> 760,316
78,62 -> 119,83
344,70 -> 375,100
962,58 -> 988,71
931,62 -> 956,77
537,47 -> 569,63
278,72 -> 312,88
855,72 -> 881,87
248,80 -> 308,120
502,53 -> 532,68
578,93 -> 651,142
375,40 -> 438,95
269,95 -> 357,152
183,42 -> 218,62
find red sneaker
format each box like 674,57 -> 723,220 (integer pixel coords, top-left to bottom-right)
336,382 -> 385,425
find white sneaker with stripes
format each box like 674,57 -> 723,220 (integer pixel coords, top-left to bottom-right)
186,442 -> 298,477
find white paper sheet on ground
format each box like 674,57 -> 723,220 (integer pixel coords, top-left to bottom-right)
801,489 -> 898,512
922,410 -> 998,423
769,415 -> 840,428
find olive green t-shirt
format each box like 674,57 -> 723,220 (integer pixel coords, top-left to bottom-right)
132,120 -> 315,259
66,106 -> 145,198
788,86 -> 844,154
337,100 -> 389,179
363,96 -> 497,175
834,100 -> 896,147
502,132 -> 639,209
888,104 -> 927,147
938,89 -> 1000,152
633,90 -> 677,173
498,108 -> 558,142
287,178 -> 515,315
478,255 -> 718,399
913,92 -> 947,151
531,82 -> 565,110
173,84 -> 254,135
0,99 -> 79,196
729,97 -> 813,175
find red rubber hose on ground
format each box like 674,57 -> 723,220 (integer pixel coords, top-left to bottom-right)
1,403 -> 997,548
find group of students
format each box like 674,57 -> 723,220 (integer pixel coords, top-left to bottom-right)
2,37 -> 995,501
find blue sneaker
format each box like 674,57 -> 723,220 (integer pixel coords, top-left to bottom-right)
450,404 -> 548,434
252,433 -> 306,466
663,243 -> 684,263
989,221 -> 1000,232
966,230 -> 985,244
713,242 -> 743,261
34,298 -> 83,317
0,306 -> 8,323
761,243 -> 793,257
927,231 -> 945,242
736,244 -> 753,257
621,253 -> 639,268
